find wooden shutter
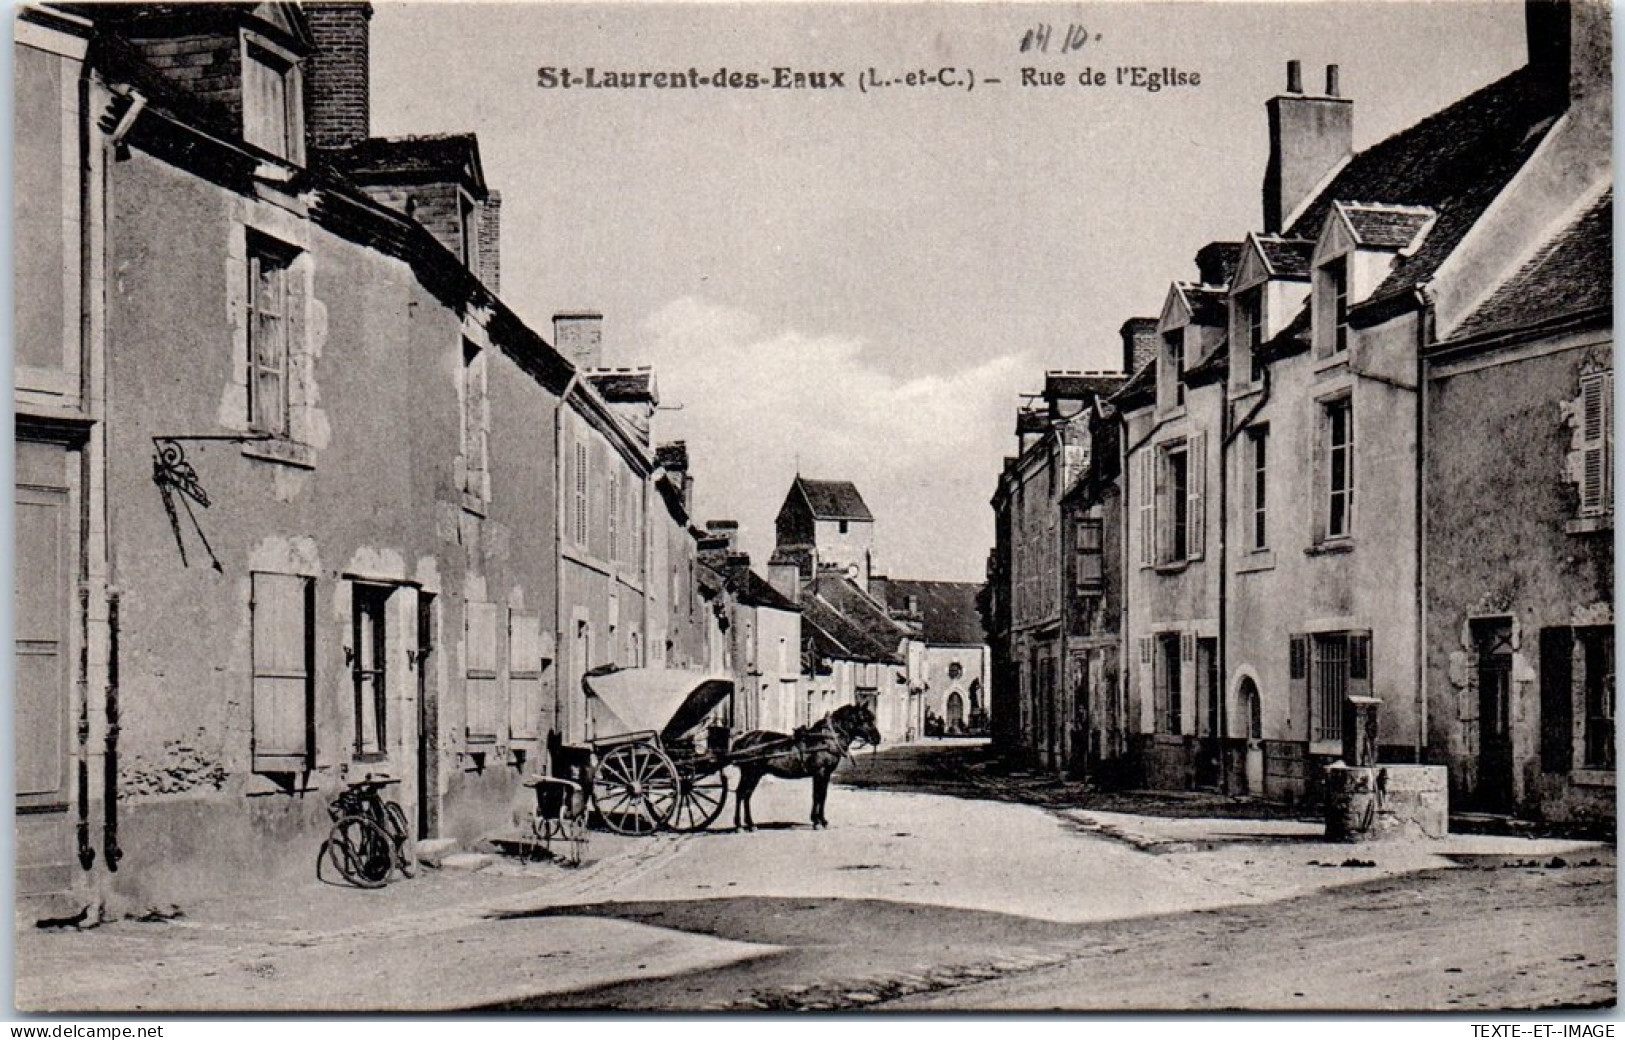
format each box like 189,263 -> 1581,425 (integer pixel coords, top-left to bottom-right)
1288,634 -> 1309,740
1539,626 -> 1574,773
508,610 -> 547,742
1187,431 -> 1206,560
1580,370 -> 1611,516
16,481 -> 71,804
465,601 -> 502,742
1138,450 -> 1154,567
252,573 -> 313,771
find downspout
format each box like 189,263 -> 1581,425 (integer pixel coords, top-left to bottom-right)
103,592 -> 122,869
553,373 -> 580,750
1116,407 -> 1131,764
1414,282 -> 1435,763
74,69 -> 97,874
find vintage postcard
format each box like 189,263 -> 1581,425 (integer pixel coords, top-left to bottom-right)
11,0 -> 1614,1017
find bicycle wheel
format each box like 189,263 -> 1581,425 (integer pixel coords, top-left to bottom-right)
327,816 -> 394,888
382,801 -> 417,878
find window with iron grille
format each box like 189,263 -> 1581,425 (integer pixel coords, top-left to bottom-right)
1311,634 -> 1349,744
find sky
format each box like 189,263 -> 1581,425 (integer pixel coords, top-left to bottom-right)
367,1 -> 1528,582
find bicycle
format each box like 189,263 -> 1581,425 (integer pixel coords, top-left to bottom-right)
318,775 -> 416,888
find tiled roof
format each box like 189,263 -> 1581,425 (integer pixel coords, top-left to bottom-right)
330,134 -> 486,191
586,368 -> 657,403
655,442 -> 689,471
1110,357 -> 1158,410
800,577 -> 904,664
1451,189 -> 1613,342
793,477 -> 873,521
879,580 -> 986,646
1336,202 -> 1436,250
1291,65 -> 1568,313
1045,372 -> 1126,401
1185,339 -> 1231,384
1195,241 -> 1244,285
1255,236 -> 1316,280
724,568 -> 801,613
1261,305 -> 1313,361
1179,284 -> 1229,327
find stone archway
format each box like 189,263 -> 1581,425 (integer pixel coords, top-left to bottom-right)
1236,676 -> 1263,795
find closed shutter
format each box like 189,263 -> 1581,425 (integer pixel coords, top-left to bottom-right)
465,601 -> 502,742
252,573 -> 313,772
16,482 -> 71,804
1539,626 -> 1574,773
1138,450 -> 1154,567
1580,370 -> 1611,516
508,610 -> 547,742
1187,431 -> 1206,560
1288,633 -> 1309,740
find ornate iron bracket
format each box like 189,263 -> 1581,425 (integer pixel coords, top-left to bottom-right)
151,434 -> 268,572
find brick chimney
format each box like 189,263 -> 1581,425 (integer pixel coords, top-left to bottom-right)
1195,241 -> 1242,286
1263,61 -> 1353,233
477,191 -> 501,293
705,520 -> 740,553
1118,317 -> 1160,374
304,3 -> 373,150
553,312 -> 603,370
767,559 -> 801,604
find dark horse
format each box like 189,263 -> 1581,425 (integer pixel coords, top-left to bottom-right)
731,703 -> 882,831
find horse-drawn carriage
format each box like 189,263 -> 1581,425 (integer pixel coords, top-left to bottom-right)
527,666 -> 881,848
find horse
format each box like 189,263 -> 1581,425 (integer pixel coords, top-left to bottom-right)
730,703 -> 882,831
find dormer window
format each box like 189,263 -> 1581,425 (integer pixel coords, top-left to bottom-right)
1164,329 -> 1185,407
242,36 -> 303,164
1327,257 -> 1349,353
1239,288 -> 1265,382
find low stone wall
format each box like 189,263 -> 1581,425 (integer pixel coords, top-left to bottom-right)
1325,764 -> 1449,841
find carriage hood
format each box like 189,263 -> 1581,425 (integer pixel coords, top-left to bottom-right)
582,667 -> 735,742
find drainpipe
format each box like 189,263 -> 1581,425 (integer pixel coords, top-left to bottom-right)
1116,407 -> 1131,767
553,373 -> 579,752
103,591 -> 122,869
1414,282 -> 1435,764
75,587 -> 94,870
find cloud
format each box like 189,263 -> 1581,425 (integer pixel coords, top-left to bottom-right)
639,297 -> 1028,582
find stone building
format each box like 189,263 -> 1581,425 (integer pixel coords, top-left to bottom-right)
1104,0 -> 1611,815
12,1 -> 714,914
874,580 -> 990,736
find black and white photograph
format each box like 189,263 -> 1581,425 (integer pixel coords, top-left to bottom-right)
9,0 -> 1616,1017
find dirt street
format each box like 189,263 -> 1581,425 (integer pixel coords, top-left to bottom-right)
16,742 -> 1615,1013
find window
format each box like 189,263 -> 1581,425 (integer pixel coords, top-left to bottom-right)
247,243 -> 292,435
1146,435 -> 1205,565
1164,329 -> 1185,407
465,601 -> 502,743
460,340 -> 487,504
608,470 -> 620,563
1240,288 -> 1265,383
1291,630 -> 1372,748
839,520 -> 849,534
948,661 -> 964,681
251,573 -> 314,772
1325,397 -> 1354,539
352,584 -> 391,757
1248,426 -> 1268,551
1578,368 -> 1612,519
242,40 -> 299,162
573,441 -> 589,546
1155,633 -> 1183,735
1579,627 -> 1613,769
1327,258 -> 1349,353
1075,516 -> 1104,587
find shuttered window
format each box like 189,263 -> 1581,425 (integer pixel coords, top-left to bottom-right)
352,584 -> 390,758
252,573 -> 314,772
1155,634 -> 1183,735
1187,431 -> 1206,561
1579,369 -> 1612,518
247,243 -> 291,436
465,601 -> 503,743
1326,398 -> 1354,539
573,442 -> 590,546
1539,626 -> 1574,773
1075,517 -> 1104,588
242,42 -> 294,161
508,610 -> 548,742
607,470 -> 620,563
1138,450 -> 1154,567
461,340 -> 488,503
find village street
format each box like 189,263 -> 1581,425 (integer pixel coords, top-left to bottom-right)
15,742 -> 1613,1014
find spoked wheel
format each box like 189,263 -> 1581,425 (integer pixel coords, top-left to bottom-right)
324,816 -> 394,888
591,743 -> 680,835
667,767 -> 729,833
382,801 -> 417,878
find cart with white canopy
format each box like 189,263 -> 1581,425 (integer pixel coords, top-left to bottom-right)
572,666 -> 736,835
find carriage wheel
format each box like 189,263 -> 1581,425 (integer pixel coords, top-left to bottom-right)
667,768 -> 729,833
591,743 -> 680,836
